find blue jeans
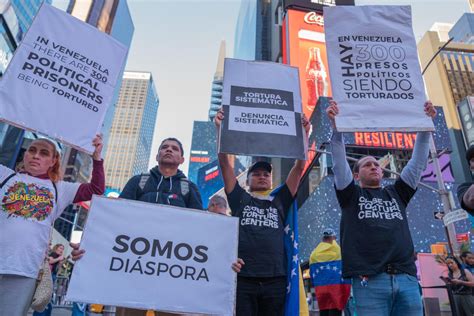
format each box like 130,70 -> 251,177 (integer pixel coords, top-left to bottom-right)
352,273 -> 422,316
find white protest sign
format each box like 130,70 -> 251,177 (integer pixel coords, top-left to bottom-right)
219,58 -> 307,159
443,209 -> 468,226
0,4 -> 128,153
324,5 -> 434,132
66,196 -> 238,315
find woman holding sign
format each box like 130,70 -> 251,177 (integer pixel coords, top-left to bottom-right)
0,135 -> 105,315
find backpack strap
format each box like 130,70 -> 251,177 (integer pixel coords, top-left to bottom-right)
180,179 -> 190,196
136,174 -> 151,200
0,172 -> 17,189
139,174 -> 150,191
51,181 -> 58,204
136,173 -> 192,205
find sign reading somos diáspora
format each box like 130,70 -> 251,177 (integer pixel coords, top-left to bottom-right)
66,196 -> 239,315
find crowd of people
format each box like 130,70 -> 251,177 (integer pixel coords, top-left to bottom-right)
1,99 -> 474,316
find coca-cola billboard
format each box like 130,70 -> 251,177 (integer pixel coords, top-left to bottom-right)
282,9 -> 331,119
283,0 -> 354,12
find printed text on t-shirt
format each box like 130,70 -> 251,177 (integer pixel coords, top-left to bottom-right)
241,205 -> 279,228
357,196 -> 403,220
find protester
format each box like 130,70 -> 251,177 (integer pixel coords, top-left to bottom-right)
119,137 -> 202,209
460,251 -> 474,274
214,108 -> 310,316
208,195 -> 228,215
326,100 -> 436,315
0,135 -> 105,315
442,256 -> 474,316
457,145 -> 474,215
309,228 -> 350,316
69,138 -> 203,262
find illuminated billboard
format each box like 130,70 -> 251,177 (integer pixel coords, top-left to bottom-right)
197,160 -> 225,209
283,9 -> 332,119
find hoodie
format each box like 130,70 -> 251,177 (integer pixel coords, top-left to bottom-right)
119,166 -> 203,210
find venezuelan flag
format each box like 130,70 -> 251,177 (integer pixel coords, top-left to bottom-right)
271,185 -> 308,316
309,241 -> 351,311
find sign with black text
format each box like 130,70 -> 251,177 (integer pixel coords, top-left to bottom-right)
66,196 -> 239,315
0,4 -> 128,153
219,58 -> 307,159
324,5 -> 434,132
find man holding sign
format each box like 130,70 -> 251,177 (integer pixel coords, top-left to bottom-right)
215,108 -> 309,316
326,99 -> 436,315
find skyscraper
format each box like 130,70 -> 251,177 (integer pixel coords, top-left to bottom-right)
11,0 -> 51,38
208,40 -> 225,121
104,71 -> 159,191
233,0 -> 272,61
188,121 -> 217,184
449,12 -> 474,44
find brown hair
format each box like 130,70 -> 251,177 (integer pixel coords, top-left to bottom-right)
18,139 -> 63,182
51,243 -> 64,253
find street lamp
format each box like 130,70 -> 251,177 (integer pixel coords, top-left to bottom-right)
422,37 -> 459,255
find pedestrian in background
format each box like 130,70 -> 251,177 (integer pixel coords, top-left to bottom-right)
442,256 -> 474,316
309,228 -> 350,316
208,195 -> 228,215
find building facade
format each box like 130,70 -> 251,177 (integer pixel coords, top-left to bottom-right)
450,13 -> 474,44
104,71 -> 159,191
188,121 -> 217,185
11,0 -> 52,38
418,23 -> 474,182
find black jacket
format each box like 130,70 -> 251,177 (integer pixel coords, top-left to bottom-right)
119,167 -> 203,210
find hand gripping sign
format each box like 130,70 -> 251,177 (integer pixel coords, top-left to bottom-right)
219,58 -> 307,160
0,4 -> 128,154
66,196 -> 239,315
324,5 -> 434,132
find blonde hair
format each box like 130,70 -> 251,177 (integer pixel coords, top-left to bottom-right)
17,139 -> 63,182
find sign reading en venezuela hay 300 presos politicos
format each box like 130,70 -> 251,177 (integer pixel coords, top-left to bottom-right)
0,4 -> 128,153
66,196 -> 239,315
323,5 -> 434,132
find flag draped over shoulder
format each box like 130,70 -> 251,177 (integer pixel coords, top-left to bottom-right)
271,186 -> 308,316
309,241 -> 350,311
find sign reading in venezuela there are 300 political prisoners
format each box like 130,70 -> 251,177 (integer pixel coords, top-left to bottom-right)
66,196 -> 239,315
0,4 -> 128,153
219,58 -> 307,159
323,5 -> 434,132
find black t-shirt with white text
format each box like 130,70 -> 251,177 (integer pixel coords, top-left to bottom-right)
336,179 -> 416,278
227,183 -> 294,277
